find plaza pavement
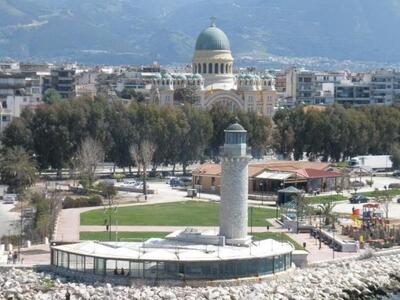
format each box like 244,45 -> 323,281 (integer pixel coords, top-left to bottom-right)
56,177 -> 400,265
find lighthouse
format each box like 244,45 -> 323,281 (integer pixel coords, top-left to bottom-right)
219,121 -> 251,245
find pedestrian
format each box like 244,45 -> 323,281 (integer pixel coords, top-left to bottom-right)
65,290 -> 71,300
7,252 -> 12,264
120,268 -> 125,275
12,251 -> 17,264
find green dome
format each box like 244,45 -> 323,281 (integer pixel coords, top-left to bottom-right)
195,24 -> 230,51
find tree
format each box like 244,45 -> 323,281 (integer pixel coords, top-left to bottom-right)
130,140 -> 156,200
391,143 -> 400,170
1,118 -> 32,151
119,88 -> 145,102
272,109 -> 295,159
318,202 -> 337,226
0,147 -> 37,193
174,86 -> 199,105
42,88 -> 61,104
179,105 -> 213,174
77,137 -> 105,189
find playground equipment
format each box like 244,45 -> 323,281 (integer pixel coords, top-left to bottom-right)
362,203 -> 384,227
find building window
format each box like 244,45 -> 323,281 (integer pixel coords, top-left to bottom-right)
215,63 -> 219,74
203,63 -> 207,74
208,63 -> 213,74
1,101 -> 7,109
211,177 -> 216,187
198,64 -> 201,73
220,63 -> 224,74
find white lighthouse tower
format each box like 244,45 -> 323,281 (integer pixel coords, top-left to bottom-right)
219,121 -> 251,245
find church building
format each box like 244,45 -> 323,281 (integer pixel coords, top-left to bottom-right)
150,19 -> 278,117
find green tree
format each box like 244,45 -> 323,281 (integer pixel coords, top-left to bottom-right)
179,105 -> 213,174
391,143 -> 400,169
42,88 -> 61,104
318,202 -> 336,226
272,109 -> 295,159
1,118 -> 32,150
0,147 -> 37,193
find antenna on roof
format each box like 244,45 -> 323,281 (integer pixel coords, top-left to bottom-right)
210,16 -> 216,27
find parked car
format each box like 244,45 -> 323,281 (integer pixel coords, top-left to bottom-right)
349,195 -> 369,204
397,198 -> 400,204
22,207 -> 36,219
161,171 -> 172,178
389,183 -> 400,189
169,178 -> 182,187
393,170 -> 400,177
351,181 -> 365,188
3,194 -> 17,204
123,179 -> 137,186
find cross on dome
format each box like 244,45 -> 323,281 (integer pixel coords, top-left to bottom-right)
210,16 -> 216,27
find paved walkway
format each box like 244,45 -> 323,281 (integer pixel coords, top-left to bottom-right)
0,244 -> 50,267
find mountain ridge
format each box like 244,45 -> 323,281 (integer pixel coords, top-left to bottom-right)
1,0 -> 400,66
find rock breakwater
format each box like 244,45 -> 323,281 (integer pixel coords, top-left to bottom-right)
1,252 -> 400,299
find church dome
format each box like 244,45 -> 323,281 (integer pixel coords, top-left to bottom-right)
195,23 -> 230,51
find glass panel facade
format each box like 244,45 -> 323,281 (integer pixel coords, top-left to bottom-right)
51,249 -> 292,281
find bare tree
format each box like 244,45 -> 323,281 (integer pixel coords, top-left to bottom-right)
129,140 -> 156,200
377,195 -> 391,219
77,137 -> 105,189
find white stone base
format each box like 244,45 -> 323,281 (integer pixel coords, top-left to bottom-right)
225,235 -> 252,246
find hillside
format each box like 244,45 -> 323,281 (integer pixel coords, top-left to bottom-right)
1,0 -> 400,66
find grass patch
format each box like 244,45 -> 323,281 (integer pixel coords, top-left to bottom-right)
80,231 -> 167,241
80,201 -> 276,227
359,189 -> 400,197
306,194 -> 347,204
252,232 -> 305,250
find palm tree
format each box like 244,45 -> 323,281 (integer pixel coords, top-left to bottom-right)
0,146 -> 37,193
318,202 -> 337,226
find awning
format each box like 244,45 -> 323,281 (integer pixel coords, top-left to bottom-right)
256,171 -> 292,180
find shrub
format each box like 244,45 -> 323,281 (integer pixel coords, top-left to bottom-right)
63,195 -> 102,209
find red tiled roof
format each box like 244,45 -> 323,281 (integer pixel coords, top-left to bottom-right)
300,168 -> 342,179
193,161 -> 341,179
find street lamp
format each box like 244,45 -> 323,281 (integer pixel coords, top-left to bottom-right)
250,206 -> 254,235
332,221 -> 335,260
259,182 -> 264,206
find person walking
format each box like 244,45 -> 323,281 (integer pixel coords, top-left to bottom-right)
12,251 -> 17,264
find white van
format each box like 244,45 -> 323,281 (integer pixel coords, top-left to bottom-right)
3,194 -> 17,204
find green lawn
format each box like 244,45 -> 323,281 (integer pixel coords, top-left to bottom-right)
80,201 -> 276,227
80,231 -> 304,250
306,194 -> 347,204
359,189 -> 400,198
252,232 -> 305,250
80,231 -> 167,241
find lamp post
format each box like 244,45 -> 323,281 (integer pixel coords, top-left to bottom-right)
259,182 -> 264,206
319,212 -> 322,249
250,206 -> 254,235
332,221 -> 335,259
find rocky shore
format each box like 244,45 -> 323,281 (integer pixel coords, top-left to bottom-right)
1,251 -> 400,300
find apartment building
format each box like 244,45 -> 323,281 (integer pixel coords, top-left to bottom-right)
44,68 -> 76,98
